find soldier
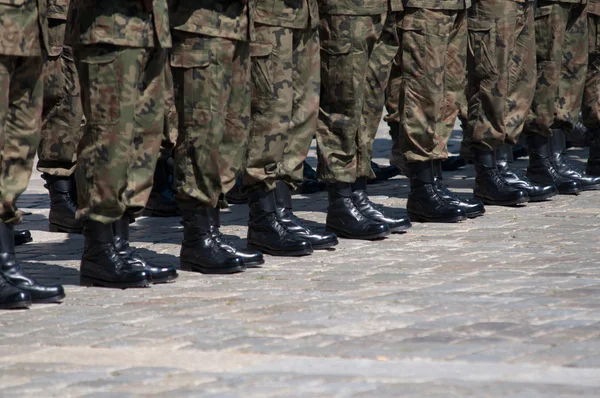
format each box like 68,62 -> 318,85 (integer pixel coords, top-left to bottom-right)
243,0 -> 339,256
316,0 -> 412,240
463,0 -> 558,204
386,0 -> 485,222
0,0 -> 66,309
169,1 -> 263,273
583,0 -> 600,176
523,0 -> 600,192
37,0 -> 83,234
69,0 -> 178,288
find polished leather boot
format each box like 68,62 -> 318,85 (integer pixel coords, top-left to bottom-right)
326,182 -> 390,240
587,130 -> 600,176
142,152 -> 181,217
550,128 -> 600,190
181,208 -> 246,273
113,217 -> 178,283
351,178 -> 411,233
80,220 -> 151,288
275,181 -> 338,249
247,189 -> 312,256
432,160 -> 485,218
43,174 -> 82,233
14,229 -> 32,246
496,143 -> 557,202
407,161 -> 467,223
526,134 -> 581,194
0,223 -> 65,302
210,207 -> 264,267
0,273 -> 31,310
472,149 -> 529,206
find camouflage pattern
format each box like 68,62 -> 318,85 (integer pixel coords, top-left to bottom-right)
255,0 -> 319,29
462,0 -> 536,153
582,2 -> 600,129
0,0 -> 49,57
316,10 -> 400,182
319,0 -> 403,14
67,0 -> 171,48
243,23 -> 321,191
404,0 -> 472,10
163,57 -> 178,149
38,1 -> 84,177
524,1 -> 588,137
0,0 -> 47,224
74,46 -> 167,223
387,7 -> 468,163
171,32 -> 251,210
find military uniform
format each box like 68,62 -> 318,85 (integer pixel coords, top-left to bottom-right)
37,0 -> 83,178
0,0 -> 65,308
317,0 -> 403,183
243,0 -> 320,192
69,0 -> 178,288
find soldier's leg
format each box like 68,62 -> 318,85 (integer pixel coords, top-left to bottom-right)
243,25 -> 313,257
584,11 -> 600,176
75,45 -> 153,289
398,8 -> 469,223
353,10 -> 412,233
524,2 -> 587,193
0,55 -> 65,308
317,13 -> 391,240
171,33 -> 246,273
464,0 -> 530,206
38,44 -> 84,233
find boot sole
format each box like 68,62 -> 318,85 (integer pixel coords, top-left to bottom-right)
389,225 -> 412,234
151,274 -> 179,284
474,195 -> 529,206
80,276 -> 151,289
408,213 -> 467,223
31,293 -> 66,304
558,186 -> 582,195
310,239 -> 339,250
244,259 -> 266,268
581,184 -> 600,191
247,244 -> 313,257
528,190 -> 559,202
325,226 -> 390,241
466,210 -> 486,219
180,261 -> 246,274
49,223 -> 82,234
0,299 -> 32,309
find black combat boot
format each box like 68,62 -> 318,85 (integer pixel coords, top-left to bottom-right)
350,178 -> 411,233
550,128 -> 600,190
526,134 -> 582,194
432,160 -> 485,218
406,161 -> 467,223
43,174 -> 82,233
326,182 -> 390,240
142,151 -> 181,217
80,220 -> 151,288
247,189 -> 313,256
587,129 -> 600,176
496,143 -> 557,202
274,181 -> 339,249
0,273 -> 31,310
210,207 -> 264,267
0,223 -> 65,302
14,229 -> 32,246
113,217 -> 178,283
181,208 -> 246,273
472,149 -> 529,206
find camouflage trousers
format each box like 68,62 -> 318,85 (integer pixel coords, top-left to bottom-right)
243,24 -> 320,192
524,1 -> 588,137
74,45 -> 166,224
388,8 -> 467,163
583,11 -> 600,130
37,44 -> 84,177
0,55 -> 43,224
171,33 -> 250,210
462,0 -> 536,153
317,11 -> 400,182
163,59 -> 178,150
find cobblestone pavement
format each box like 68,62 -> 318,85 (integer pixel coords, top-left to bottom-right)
2,123 -> 600,397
